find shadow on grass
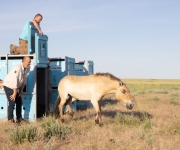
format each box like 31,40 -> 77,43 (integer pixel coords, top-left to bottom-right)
99,98 -> 152,121
102,110 -> 153,120
99,98 -> 119,107
72,110 -> 152,123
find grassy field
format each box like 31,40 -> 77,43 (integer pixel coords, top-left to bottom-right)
0,79 -> 180,150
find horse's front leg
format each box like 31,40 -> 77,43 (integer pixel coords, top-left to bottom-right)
91,100 -> 102,127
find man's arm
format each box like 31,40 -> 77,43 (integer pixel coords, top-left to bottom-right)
31,20 -> 43,35
18,83 -> 26,97
20,83 -> 26,92
9,67 -> 19,101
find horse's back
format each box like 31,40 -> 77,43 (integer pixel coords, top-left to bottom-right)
58,75 -> 97,100
60,75 -> 95,84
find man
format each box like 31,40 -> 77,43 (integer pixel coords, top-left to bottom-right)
3,56 -> 31,124
10,13 -> 43,55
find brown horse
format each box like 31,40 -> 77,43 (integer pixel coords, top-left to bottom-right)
54,72 -> 134,126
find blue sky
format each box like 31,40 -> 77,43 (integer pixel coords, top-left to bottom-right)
0,0 -> 179,79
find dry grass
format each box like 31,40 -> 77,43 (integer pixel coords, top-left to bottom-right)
0,79 -> 180,150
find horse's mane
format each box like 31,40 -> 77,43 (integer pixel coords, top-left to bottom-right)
95,72 -> 124,85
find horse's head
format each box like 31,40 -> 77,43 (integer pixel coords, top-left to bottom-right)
116,84 -> 134,110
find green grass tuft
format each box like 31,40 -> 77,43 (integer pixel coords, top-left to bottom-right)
10,126 -> 38,145
170,99 -> 179,106
41,115 -> 72,140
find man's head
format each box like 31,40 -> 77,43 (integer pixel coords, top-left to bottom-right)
22,56 -> 31,69
0,79 -> 3,89
34,13 -> 43,24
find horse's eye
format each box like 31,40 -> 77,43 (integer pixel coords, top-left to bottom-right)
122,90 -> 126,94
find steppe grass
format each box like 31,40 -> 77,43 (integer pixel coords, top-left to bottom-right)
41,115 -> 72,140
10,126 -> 38,144
9,115 -> 72,145
115,111 -> 152,129
147,96 -> 160,101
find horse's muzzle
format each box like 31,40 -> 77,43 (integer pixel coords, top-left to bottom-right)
126,102 -> 134,110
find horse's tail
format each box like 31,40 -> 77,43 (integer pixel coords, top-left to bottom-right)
54,95 -> 61,118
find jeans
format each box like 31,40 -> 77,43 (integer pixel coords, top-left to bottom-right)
4,86 -> 22,120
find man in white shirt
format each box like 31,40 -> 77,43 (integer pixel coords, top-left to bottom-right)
3,56 -> 31,124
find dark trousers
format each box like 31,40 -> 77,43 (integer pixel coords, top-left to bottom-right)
4,86 -> 22,120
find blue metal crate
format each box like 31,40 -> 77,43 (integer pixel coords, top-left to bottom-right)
49,56 -> 75,88
35,33 -> 48,67
68,100 -> 93,111
26,59 -> 35,93
0,94 -> 7,119
75,64 -> 86,76
87,61 -> 94,75
84,60 -> 94,75
75,60 -> 94,76
21,94 -> 35,120
0,56 -> 6,81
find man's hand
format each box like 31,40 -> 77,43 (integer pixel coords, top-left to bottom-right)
18,92 -> 22,98
10,93 -> 16,101
10,88 -> 17,101
31,20 -> 43,36
38,30 -> 43,36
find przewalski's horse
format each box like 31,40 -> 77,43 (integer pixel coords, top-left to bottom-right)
54,72 -> 134,126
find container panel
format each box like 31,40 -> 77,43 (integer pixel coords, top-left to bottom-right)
26,59 -> 35,92
75,64 -> 85,76
7,59 -> 21,73
68,62 -> 75,75
0,94 -> 7,118
50,60 -> 66,87
22,94 -> 35,120
88,64 -> 94,75
0,57 -> 6,81
35,33 -> 48,67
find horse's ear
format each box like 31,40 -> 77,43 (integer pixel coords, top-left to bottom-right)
119,82 -> 124,86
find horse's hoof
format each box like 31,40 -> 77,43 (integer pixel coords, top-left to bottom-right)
95,119 -> 99,124
99,123 -> 103,127
60,118 -> 64,123
69,111 -> 74,118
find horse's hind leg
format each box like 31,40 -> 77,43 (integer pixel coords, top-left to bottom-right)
58,98 -> 67,123
91,100 -> 102,127
66,105 -> 74,117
